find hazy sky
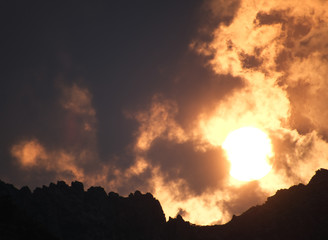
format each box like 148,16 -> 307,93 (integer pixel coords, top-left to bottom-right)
2,0 -> 328,225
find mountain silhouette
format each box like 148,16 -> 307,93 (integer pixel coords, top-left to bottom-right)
1,169 -> 328,240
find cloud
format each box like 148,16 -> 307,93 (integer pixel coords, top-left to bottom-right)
10,84 -> 100,184
11,140 -> 47,167
61,83 -> 96,116
130,94 -> 187,152
205,0 -> 241,25
147,139 -> 229,196
191,0 -> 241,50
11,139 -> 85,181
269,129 -> 328,184
287,55 -> 328,138
149,167 -> 271,225
221,181 -> 268,218
9,83 -> 155,196
58,83 -> 97,150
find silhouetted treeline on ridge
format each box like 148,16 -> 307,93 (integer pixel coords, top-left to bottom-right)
1,169 -> 328,240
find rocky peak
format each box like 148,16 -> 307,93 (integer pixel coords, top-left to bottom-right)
308,168 -> 328,186
0,179 -> 166,240
71,181 -> 84,193
86,186 -> 107,199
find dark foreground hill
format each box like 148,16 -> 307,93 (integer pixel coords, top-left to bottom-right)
1,169 -> 328,240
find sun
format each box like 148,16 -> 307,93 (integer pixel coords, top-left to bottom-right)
222,126 -> 273,181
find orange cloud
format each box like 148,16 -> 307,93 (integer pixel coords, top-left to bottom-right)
11,84 -> 100,184
11,140 -> 47,167
132,94 -> 187,151
61,83 -> 96,116
10,83 -> 155,204
11,139 -> 84,180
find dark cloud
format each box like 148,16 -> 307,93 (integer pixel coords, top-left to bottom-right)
0,1 -> 202,177
194,0 -> 241,43
269,129 -> 315,182
222,181 -> 267,217
255,10 -> 288,26
239,52 -> 263,69
177,208 -> 189,218
169,55 -> 245,130
286,82 -> 315,135
147,139 -> 229,197
256,9 -> 313,72
115,168 -> 154,195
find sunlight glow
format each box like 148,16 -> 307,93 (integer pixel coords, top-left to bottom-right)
222,127 -> 273,181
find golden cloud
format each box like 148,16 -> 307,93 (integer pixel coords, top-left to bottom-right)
132,94 -> 187,152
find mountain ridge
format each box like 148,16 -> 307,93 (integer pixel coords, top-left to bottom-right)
1,168 -> 328,239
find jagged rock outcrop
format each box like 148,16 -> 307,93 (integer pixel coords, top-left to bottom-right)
0,180 -> 165,240
0,181 -> 58,240
1,169 -> 328,240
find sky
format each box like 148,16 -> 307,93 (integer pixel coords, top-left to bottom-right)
1,0 -> 328,225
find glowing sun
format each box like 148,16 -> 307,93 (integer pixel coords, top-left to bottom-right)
222,126 -> 273,181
